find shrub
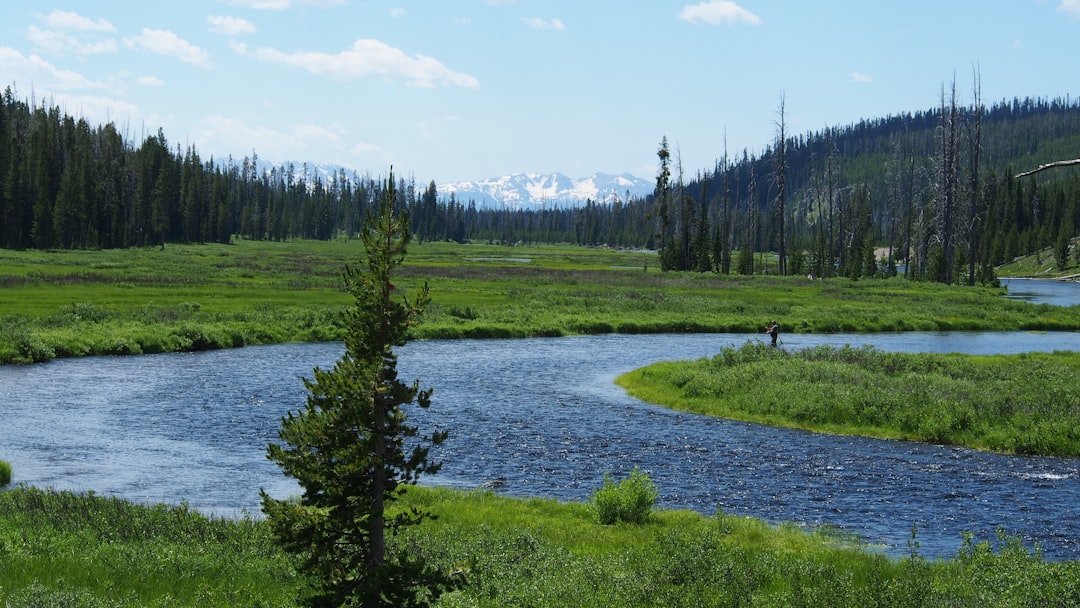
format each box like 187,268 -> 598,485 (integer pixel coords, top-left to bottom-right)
591,467 -> 659,525
0,459 -> 11,485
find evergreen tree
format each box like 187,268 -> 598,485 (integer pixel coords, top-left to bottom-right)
261,172 -> 460,608
1054,221 -> 1072,271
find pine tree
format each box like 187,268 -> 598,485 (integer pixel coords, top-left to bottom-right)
260,171 -> 460,608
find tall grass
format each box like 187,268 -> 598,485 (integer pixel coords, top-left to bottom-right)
0,460 -> 10,486
4,241 -> 1080,364
0,486 -> 300,607
2,486 -> 1076,607
590,467 -> 659,525
617,342 -> 1080,456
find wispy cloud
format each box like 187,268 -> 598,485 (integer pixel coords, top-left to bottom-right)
28,26 -> 118,55
224,0 -> 346,9
208,15 -> 256,36
233,39 -> 479,88
138,76 -> 165,87
42,10 -> 115,33
848,71 -> 874,83
125,29 -> 211,68
1059,0 -> 1080,19
28,10 -> 117,55
0,47 -> 104,90
523,17 -> 566,30
678,1 -> 761,25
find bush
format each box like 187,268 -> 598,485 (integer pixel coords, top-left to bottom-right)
0,459 -> 11,486
591,467 -> 659,525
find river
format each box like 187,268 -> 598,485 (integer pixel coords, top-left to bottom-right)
2,327 -> 1078,561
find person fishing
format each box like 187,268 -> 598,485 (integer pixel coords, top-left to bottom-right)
764,320 -> 779,346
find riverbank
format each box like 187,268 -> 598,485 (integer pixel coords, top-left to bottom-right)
616,342 -> 1080,457
1,485 -> 1075,607
4,240 -> 1080,364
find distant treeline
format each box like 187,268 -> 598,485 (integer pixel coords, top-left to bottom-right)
2,86 -> 1079,283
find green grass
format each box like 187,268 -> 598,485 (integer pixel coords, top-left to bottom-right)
616,342 -> 1080,457
0,460 -> 10,486
2,485 -> 1076,608
0,486 -> 300,607
3,240 -> 1079,363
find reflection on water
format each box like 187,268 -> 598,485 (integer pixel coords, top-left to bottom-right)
2,331 -> 1079,561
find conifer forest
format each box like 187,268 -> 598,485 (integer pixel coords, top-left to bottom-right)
2,85 -> 1080,285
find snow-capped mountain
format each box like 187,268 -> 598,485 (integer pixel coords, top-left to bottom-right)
224,158 -> 653,208
438,172 -> 653,209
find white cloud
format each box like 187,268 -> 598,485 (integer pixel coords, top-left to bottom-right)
523,17 -> 566,30
194,114 -> 390,168
236,39 -> 479,88
292,123 -> 343,146
208,15 -> 256,36
28,26 -> 118,55
138,75 -> 165,87
389,7 -> 406,17
42,10 -> 116,33
29,10 -> 117,55
678,1 -> 761,25
196,115 -> 302,160
0,47 -> 104,90
1059,0 -> 1080,18
848,71 -> 874,83
224,0 -> 346,9
125,29 -> 211,68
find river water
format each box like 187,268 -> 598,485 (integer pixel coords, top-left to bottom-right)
2,328 -> 1079,561
1001,277 -> 1080,307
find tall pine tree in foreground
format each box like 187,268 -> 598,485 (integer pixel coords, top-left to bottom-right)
261,172 -> 458,608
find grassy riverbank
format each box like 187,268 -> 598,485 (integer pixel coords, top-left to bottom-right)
617,342 -> 1080,457
3,240 -> 1078,363
1,485 -> 1076,608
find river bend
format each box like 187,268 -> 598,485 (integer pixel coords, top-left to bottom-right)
2,330 -> 1078,560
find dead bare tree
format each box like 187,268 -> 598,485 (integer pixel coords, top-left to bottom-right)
966,67 -> 983,286
773,93 -> 788,275
1015,159 -> 1080,179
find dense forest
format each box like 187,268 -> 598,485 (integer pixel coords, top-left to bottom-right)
2,84 -> 1079,284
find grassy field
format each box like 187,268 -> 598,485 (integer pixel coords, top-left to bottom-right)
2,485 -> 1077,608
3,239 -> 1079,363
617,342 -> 1080,457
4,241 -> 1079,605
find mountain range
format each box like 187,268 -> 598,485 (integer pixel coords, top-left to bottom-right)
437,172 -> 654,209
240,159 -> 655,209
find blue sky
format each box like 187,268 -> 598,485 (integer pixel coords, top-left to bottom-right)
2,1 -> 1078,185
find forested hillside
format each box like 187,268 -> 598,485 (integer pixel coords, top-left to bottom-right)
2,85 -> 1079,284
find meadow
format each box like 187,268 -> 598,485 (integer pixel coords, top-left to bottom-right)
4,240 -> 1080,605
3,239 -> 1078,364
2,485 -> 1078,608
616,342 -> 1080,457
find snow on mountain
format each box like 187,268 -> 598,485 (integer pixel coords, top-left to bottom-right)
438,172 -> 654,209
224,158 -> 653,208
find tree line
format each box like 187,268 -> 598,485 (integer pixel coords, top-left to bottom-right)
3,84 -> 1079,284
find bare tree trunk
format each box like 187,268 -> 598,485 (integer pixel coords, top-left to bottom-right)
827,128 -> 838,277
1015,158 -> 1080,178
774,94 -> 788,275
966,68 -> 983,285
939,79 -> 959,284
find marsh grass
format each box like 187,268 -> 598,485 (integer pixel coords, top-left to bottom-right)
2,486 -> 1076,607
617,342 -> 1080,457
0,486 -> 300,607
3,241 -> 1080,363
590,467 -> 659,525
